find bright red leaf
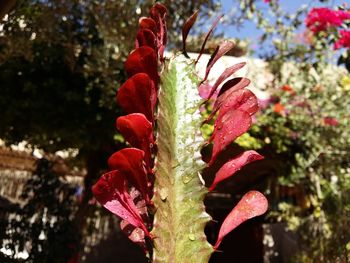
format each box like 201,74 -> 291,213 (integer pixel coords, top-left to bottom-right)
214,191 -> 268,249
120,187 -> 151,251
209,109 -> 252,164
215,88 -> 258,120
207,62 -> 246,100
204,40 -> 235,81
216,77 -> 251,99
209,150 -> 264,191
205,78 -> 253,122
108,148 -> 150,204
92,171 -> 150,236
116,113 -> 154,168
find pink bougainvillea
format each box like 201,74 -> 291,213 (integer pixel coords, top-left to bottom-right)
306,8 -> 350,33
334,30 -> 350,49
323,117 -> 339,126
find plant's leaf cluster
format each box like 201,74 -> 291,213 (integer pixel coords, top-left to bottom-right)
92,3 -> 167,250
93,2 -> 268,257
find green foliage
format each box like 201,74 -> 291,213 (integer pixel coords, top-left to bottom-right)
228,1 -> 350,261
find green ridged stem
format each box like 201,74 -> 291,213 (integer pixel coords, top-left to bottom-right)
151,54 -> 214,263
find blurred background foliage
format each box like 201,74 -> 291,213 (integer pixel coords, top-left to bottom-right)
228,0 -> 350,262
0,0 -> 350,262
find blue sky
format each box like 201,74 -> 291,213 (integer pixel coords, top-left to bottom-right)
217,0 -> 346,40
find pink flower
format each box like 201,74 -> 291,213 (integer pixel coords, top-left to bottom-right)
338,9 -> 350,21
306,8 -> 350,33
334,30 -> 350,49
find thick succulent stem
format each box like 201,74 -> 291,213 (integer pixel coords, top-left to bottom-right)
152,55 -> 214,262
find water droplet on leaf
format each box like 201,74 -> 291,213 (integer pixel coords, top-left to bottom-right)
182,174 -> 192,184
159,188 -> 168,201
188,233 -> 195,241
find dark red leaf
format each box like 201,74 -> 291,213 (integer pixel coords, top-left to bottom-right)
125,47 -> 158,83
209,151 -> 264,191
92,171 -> 150,236
206,62 -> 246,100
117,73 -> 157,121
196,15 -> 222,64
150,3 -> 167,18
108,148 -> 150,204
139,17 -> 157,34
182,10 -> 199,58
116,113 -> 154,168
214,191 -> 268,249
136,29 -> 157,50
150,3 -> 167,59
204,41 -> 235,81
209,109 -> 251,164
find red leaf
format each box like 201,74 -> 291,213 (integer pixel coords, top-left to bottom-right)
182,10 -> 199,57
125,47 -> 158,83
120,187 -> 151,251
216,77 -> 251,99
215,88 -> 258,119
206,81 -> 256,123
209,109 -> 251,164
120,220 -> 146,249
196,15 -> 222,64
204,41 -> 235,81
207,62 -> 246,100
136,29 -> 157,50
198,82 -> 214,99
150,3 -> 167,18
150,3 -> 167,59
129,187 -> 150,224
214,191 -> 268,249
209,151 -> 264,191
117,73 -> 157,121
108,148 -> 150,204
139,17 -> 157,34
92,171 -> 150,236
116,113 -> 154,168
